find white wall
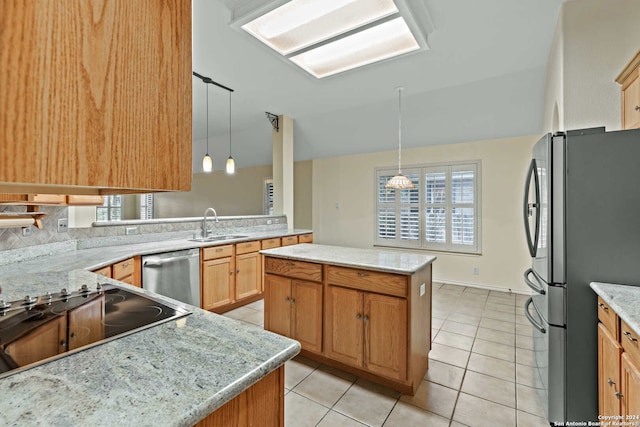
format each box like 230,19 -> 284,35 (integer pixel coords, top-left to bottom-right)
312,135 -> 537,292
543,0 -> 640,132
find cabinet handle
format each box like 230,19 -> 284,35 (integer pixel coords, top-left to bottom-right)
60,340 -> 67,348
363,315 -> 369,322
598,302 -> 608,311
285,297 -> 290,302
608,378 -> 616,387
229,271 -> 233,276
635,105 -> 640,111
615,391 -> 624,399
70,332 -> 76,338
237,269 -> 240,274
356,313 -> 362,320
286,262 -> 295,267
356,272 -> 369,277
623,331 -> 638,342
290,298 -> 295,304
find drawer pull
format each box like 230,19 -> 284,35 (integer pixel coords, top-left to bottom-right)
216,248 -> 223,252
598,302 -> 608,311
286,262 -> 295,267
623,331 -> 638,342
356,272 -> 369,277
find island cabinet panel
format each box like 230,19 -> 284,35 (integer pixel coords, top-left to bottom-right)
265,258 -> 322,282
264,274 -> 323,353
598,323 -> 623,416
195,366 -> 284,427
4,315 -> 67,366
325,286 -> 364,367
0,0 -> 192,195
364,293 -> 407,380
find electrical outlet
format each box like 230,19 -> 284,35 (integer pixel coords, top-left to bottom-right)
274,218 -> 280,224
22,227 -> 32,237
420,283 -> 426,296
267,219 -> 272,225
125,227 -> 138,235
57,218 -> 68,233
472,266 -> 480,275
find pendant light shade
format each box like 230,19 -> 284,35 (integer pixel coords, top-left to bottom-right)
385,86 -> 414,189
203,84 -> 213,173
226,90 -> 236,175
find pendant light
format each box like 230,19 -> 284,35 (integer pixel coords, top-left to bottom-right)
385,86 -> 414,189
225,90 -> 236,175
202,83 -> 213,173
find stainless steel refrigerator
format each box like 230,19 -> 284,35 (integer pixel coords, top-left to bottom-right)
523,127 -> 640,423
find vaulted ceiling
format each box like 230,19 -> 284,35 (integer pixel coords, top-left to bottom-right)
192,0 -> 565,171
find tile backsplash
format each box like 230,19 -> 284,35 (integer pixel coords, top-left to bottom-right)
0,205 -> 72,250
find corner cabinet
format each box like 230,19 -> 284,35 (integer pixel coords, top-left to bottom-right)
93,257 -> 141,288
0,1 -> 192,195
597,297 -> 640,418
616,50 -> 640,130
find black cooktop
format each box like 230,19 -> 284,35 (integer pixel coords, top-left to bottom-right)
0,283 -> 191,378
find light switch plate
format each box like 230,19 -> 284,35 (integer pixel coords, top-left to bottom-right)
420,283 -> 426,296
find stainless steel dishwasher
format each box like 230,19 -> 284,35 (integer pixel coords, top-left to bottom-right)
142,248 -> 200,307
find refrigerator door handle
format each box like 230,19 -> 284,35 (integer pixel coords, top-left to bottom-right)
523,159 -> 540,257
524,268 -> 546,295
524,297 -> 547,334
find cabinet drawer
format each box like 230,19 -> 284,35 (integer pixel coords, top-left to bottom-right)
93,266 -> 112,278
327,266 -> 407,298
203,245 -> 234,260
236,240 -> 261,255
261,238 -> 281,250
112,258 -> 135,280
597,297 -> 619,339
298,233 -> 313,243
264,257 -> 322,282
621,319 -> 640,365
282,236 -> 298,246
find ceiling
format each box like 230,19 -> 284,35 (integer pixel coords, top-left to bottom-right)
192,0 -> 566,171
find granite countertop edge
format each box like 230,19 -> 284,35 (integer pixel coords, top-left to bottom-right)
590,282 -> 640,337
260,244 -> 437,275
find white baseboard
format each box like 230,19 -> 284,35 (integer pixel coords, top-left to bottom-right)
433,278 -> 529,295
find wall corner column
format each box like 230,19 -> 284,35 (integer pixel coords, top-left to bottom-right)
272,115 -> 294,227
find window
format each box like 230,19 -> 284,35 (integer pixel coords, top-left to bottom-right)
96,195 -> 122,221
264,178 -> 274,215
139,194 -> 153,220
375,161 -> 481,253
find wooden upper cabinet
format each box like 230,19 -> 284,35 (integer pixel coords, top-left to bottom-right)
616,50 -> 640,130
0,1 -> 192,195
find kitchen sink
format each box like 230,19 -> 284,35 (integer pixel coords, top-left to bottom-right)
189,235 -> 248,242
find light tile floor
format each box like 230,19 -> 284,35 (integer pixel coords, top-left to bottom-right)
222,284 -> 550,427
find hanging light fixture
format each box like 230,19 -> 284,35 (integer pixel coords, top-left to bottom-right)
225,90 -> 236,174
202,83 -> 213,173
385,86 -> 414,189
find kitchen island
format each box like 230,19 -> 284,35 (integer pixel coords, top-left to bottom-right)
261,244 -> 436,395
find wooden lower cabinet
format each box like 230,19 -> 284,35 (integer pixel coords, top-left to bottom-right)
194,366 -> 284,427
264,274 -> 322,353
4,315 -> 67,366
67,295 -> 105,351
235,252 -> 261,300
597,297 -> 640,418
202,257 -> 234,311
621,352 -> 640,417
326,286 -> 406,381
93,257 -> 141,288
598,322 -> 623,416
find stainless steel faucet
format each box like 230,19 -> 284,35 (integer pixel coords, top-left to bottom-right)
202,207 -> 219,237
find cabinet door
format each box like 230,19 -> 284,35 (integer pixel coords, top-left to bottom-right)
325,286 -> 363,368
4,315 -> 67,366
264,275 -> 291,338
621,353 -> 640,417
291,280 -> 323,353
598,323 -> 623,417
236,252 -> 261,301
623,74 -> 640,129
202,258 -> 234,310
364,292 -> 407,381
68,295 -> 105,351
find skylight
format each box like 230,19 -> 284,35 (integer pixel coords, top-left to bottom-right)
238,0 -> 429,78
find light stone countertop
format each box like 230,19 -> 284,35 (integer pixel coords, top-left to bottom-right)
590,282 -> 640,337
0,229 -> 311,426
261,244 -> 436,274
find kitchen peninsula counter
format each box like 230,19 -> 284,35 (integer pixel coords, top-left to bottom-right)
261,244 -> 435,395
